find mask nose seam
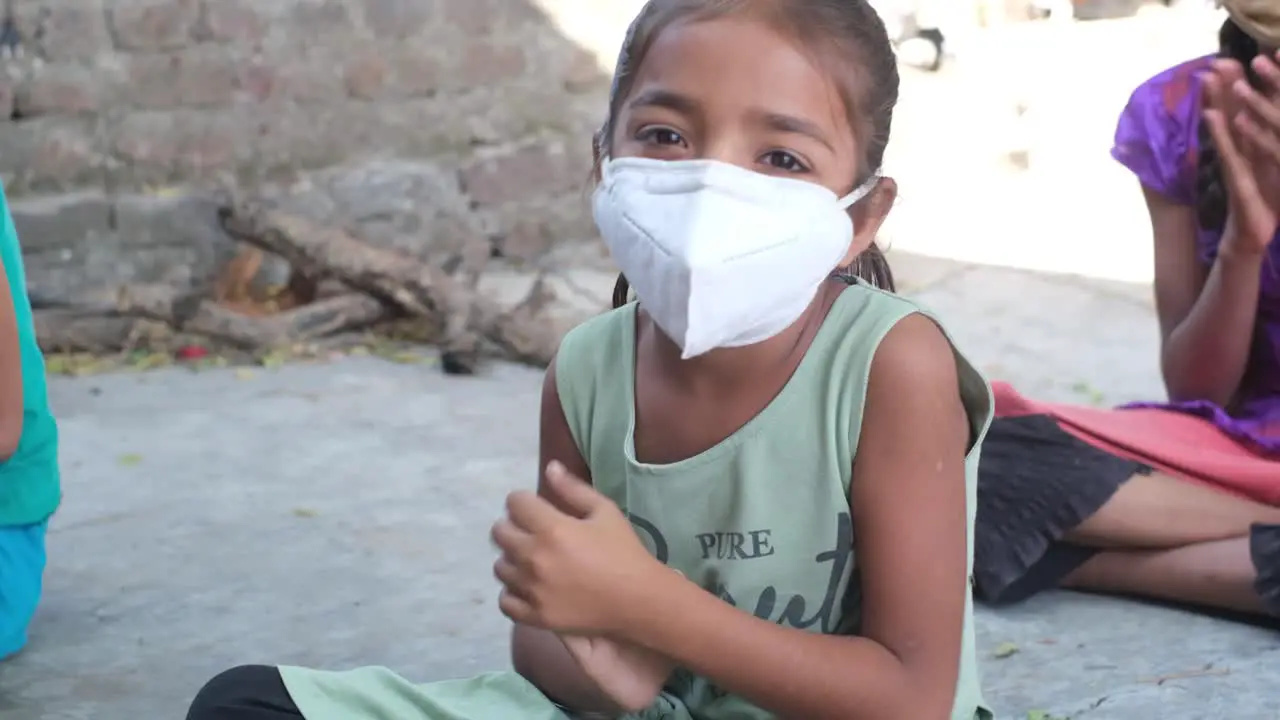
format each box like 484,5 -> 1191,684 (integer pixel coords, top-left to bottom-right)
600,182 -> 679,260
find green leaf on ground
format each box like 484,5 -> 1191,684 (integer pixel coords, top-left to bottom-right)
993,642 -> 1020,659
260,350 -> 289,369
385,350 -> 431,365
46,353 -> 107,376
126,351 -> 171,371
1068,380 -> 1106,406
117,453 -> 143,467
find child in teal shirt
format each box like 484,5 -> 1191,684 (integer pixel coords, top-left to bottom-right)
0,186 -> 60,660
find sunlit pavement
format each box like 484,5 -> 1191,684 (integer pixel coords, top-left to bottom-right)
887,2 -> 1222,283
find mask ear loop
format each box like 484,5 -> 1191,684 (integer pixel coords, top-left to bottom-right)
838,172 -> 880,210
833,172 -> 882,283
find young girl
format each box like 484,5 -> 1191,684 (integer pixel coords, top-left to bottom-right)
973,2 -> 1280,618
188,1 -> 993,718
0,187 -> 61,660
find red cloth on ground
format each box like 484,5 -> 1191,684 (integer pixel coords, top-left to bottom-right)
992,382 -> 1280,505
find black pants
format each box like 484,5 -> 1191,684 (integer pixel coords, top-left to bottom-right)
188,665 -> 303,720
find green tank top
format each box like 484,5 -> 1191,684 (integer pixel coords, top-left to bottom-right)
276,283 -> 992,720
554,283 -> 992,720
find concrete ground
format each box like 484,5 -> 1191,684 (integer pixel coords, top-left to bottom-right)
4,5 -> 1280,720
5,256 -> 1277,720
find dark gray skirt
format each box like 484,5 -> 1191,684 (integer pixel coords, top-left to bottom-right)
973,414 -> 1145,604
974,413 -> 1280,613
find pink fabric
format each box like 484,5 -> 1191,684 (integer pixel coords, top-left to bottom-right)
993,382 -> 1280,505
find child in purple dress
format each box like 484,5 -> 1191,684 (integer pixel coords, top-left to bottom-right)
972,3 -> 1280,619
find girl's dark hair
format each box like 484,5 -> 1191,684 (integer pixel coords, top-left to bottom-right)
598,0 -> 900,309
1197,18 -> 1260,232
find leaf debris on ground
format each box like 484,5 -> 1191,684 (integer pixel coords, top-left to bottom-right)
993,642 -> 1020,659
117,453 -> 143,467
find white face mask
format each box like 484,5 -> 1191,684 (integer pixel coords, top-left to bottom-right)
592,157 -> 878,359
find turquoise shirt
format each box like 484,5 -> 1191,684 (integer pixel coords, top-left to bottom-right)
0,187 -> 59,527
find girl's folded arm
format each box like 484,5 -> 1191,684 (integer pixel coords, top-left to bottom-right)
511,624 -> 619,714
510,357 -> 630,715
620,314 -> 972,720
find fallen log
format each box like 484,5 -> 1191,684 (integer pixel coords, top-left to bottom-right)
218,199 -> 566,372
173,291 -> 389,349
33,283 -> 388,351
34,311 -> 153,353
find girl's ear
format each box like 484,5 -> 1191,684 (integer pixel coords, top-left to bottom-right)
841,176 -> 897,267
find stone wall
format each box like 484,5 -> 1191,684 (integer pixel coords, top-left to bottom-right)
0,0 -> 615,296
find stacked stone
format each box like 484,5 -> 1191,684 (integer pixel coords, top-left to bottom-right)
0,0 -> 610,294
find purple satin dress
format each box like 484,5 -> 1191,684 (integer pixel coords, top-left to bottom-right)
1111,56 -> 1280,456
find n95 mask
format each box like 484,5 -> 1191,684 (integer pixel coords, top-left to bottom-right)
592,157 -> 877,359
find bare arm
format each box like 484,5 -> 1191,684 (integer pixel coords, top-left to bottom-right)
618,315 -> 971,719
0,249 -> 23,460
1145,187 -> 1265,405
509,356 -> 624,714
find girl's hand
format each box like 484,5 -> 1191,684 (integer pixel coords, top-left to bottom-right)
1204,57 -> 1280,256
559,634 -> 674,713
491,461 -> 667,636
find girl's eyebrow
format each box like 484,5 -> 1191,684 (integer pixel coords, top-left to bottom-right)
626,88 -> 833,150
752,110 -> 833,150
628,88 -> 699,114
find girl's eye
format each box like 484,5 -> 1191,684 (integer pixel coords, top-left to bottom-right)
763,150 -> 808,173
637,127 -> 686,146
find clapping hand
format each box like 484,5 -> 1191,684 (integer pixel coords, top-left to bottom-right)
1202,55 -> 1280,256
